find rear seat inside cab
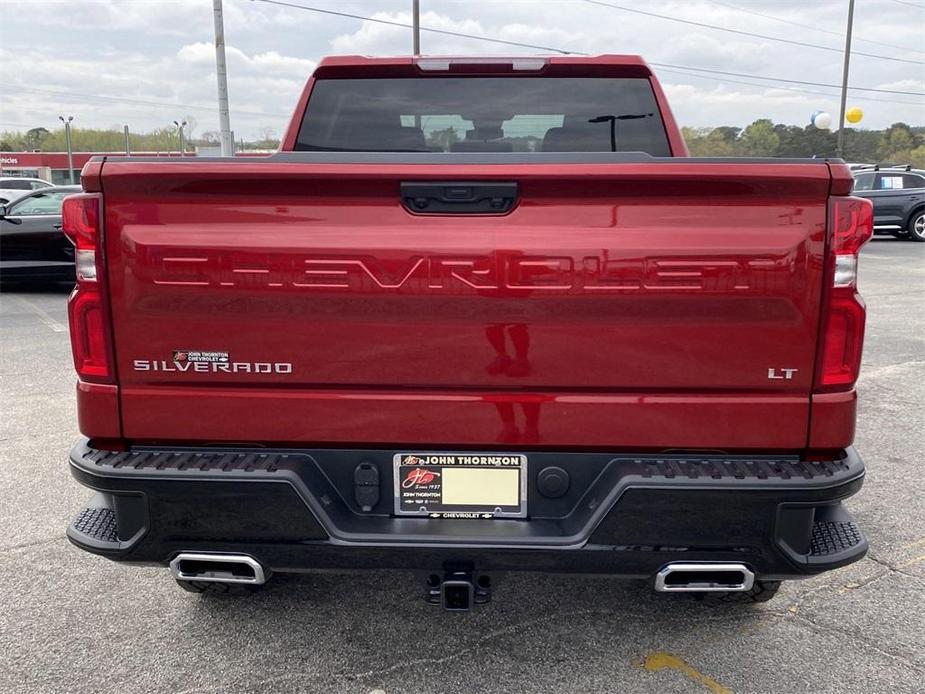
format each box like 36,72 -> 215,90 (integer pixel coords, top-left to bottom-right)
542,114 -> 668,153
542,116 -> 612,152
451,125 -> 513,153
357,125 -> 427,151
315,109 -> 430,151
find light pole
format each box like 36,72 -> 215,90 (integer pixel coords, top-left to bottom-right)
173,120 -> 188,156
836,0 -> 855,159
59,116 -> 75,184
212,0 -> 234,157
413,1 -> 421,129
412,0 -> 420,55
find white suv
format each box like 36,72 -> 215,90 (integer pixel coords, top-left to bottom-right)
0,177 -> 53,205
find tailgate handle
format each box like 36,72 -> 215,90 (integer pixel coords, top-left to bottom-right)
401,181 -> 518,214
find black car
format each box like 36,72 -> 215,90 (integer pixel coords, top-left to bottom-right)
852,167 -> 925,242
0,185 -> 82,284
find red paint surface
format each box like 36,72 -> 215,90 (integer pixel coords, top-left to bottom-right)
76,381 -> 120,438
96,159 -> 839,448
809,391 -> 857,449
117,386 -> 811,449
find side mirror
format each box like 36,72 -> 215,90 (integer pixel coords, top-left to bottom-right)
0,205 -> 22,224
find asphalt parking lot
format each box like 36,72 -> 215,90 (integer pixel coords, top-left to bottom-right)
1,237 -> 923,694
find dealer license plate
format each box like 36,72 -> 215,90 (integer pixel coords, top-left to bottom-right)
393,453 -> 527,518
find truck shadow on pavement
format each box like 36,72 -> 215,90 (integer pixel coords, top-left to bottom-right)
171,570 -> 771,691
0,281 -> 73,294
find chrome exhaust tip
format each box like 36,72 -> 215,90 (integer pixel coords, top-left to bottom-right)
654,562 -> 755,592
169,553 -> 267,585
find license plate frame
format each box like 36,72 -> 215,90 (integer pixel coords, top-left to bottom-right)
393,453 -> 528,519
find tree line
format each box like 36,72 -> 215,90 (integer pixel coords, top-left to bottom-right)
2,120 -> 923,166
0,120 -> 281,154
682,120 -> 924,166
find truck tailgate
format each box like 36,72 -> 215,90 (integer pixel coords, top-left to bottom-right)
99,159 -> 831,449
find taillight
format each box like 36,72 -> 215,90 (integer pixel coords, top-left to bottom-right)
816,196 -> 873,391
61,192 -> 101,281
62,193 -> 114,384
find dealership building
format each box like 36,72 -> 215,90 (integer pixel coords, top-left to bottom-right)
1,152 -> 197,184
1,150 -> 263,184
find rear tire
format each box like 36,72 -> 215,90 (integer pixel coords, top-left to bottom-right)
696,579 -> 782,604
175,579 -> 265,596
908,211 -> 925,242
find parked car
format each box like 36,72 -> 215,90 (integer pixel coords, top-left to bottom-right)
0,185 -> 81,284
0,177 -> 53,204
853,167 -> 925,242
63,55 -> 870,609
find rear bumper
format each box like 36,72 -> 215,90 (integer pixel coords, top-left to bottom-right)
67,438 -> 867,580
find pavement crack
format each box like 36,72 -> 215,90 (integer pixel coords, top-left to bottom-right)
206,609 -> 601,693
783,610 -> 925,676
866,552 -> 925,581
835,569 -> 896,594
345,610 -> 592,681
0,536 -> 63,554
780,553 -> 925,614
782,580 -> 843,613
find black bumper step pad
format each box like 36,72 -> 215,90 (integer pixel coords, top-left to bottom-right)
71,507 -> 118,544
80,447 -> 297,474
631,457 -> 851,481
78,445 -> 854,485
810,520 -> 865,557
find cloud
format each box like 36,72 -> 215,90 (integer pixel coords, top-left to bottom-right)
250,50 -> 317,76
330,10 -> 583,55
331,11 -> 486,55
661,35 -> 777,74
874,78 -> 925,93
177,42 -> 316,77
0,38 -> 304,139
0,0 -> 306,37
176,42 -> 219,65
662,80 -> 824,128
0,0 -> 921,137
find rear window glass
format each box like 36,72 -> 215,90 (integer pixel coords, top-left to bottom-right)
902,174 -> 925,189
853,173 -> 874,191
9,191 -> 69,215
296,77 -> 671,155
1,179 -> 33,190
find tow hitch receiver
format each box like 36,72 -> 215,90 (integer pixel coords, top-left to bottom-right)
426,565 -> 492,611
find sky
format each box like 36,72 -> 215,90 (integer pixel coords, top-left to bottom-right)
0,0 -> 923,141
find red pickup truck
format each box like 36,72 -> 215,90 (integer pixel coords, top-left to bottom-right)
64,55 -> 871,609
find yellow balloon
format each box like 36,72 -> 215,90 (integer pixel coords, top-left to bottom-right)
846,107 -> 863,124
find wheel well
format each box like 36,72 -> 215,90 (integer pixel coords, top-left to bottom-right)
906,204 -> 925,228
